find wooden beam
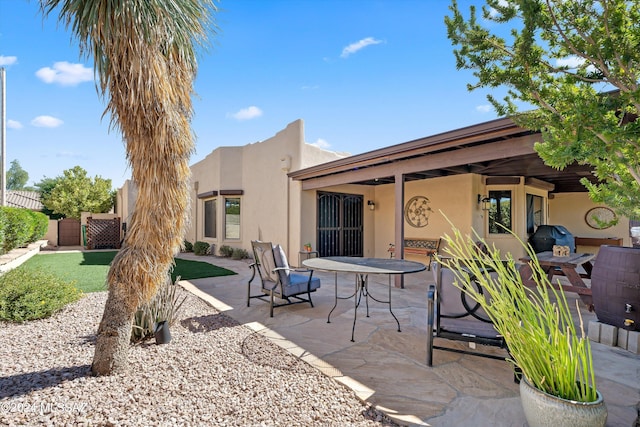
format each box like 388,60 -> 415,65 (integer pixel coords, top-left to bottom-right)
485,177 -> 521,185
290,117 -> 527,181
525,177 -> 555,191
197,190 -> 218,199
301,134 -> 538,190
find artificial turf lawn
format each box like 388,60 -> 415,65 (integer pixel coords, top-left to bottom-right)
21,251 -> 236,293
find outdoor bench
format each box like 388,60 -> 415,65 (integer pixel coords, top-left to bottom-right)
388,237 -> 441,270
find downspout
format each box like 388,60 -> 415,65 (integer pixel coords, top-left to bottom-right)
194,181 -> 199,243
281,155 -> 291,255
286,176 -> 290,256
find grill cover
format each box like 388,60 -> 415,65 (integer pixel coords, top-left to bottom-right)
529,225 -> 575,253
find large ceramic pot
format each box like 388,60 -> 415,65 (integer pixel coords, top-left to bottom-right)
519,378 -> 607,427
591,245 -> 640,331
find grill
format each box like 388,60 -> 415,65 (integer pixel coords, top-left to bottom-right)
529,225 -> 575,253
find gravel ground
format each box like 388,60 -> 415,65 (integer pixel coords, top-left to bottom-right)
0,288 -> 399,426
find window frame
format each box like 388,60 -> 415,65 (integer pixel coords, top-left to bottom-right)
487,189 -> 513,234
203,198 -> 217,239
224,197 -> 241,240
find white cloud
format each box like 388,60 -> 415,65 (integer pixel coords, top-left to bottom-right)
341,37 -> 383,58
7,120 -> 23,129
476,104 -> 492,113
228,106 -> 263,121
556,56 -> 585,69
308,138 -> 331,149
31,115 -> 63,128
56,150 -> 86,159
35,61 -> 93,86
488,0 -> 511,17
0,56 -> 17,66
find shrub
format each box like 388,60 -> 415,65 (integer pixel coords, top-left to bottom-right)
2,207 -> 33,253
219,245 -> 234,257
0,209 -> 6,252
0,267 -> 82,322
232,248 -> 249,260
131,276 -> 187,342
182,240 -> 193,252
193,241 -> 210,256
27,211 -> 49,242
440,224 -> 597,402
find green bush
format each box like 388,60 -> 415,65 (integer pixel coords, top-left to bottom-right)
0,209 -> 6,252
183,240 -> 193,252
219,245 -> 234,257
131,276 -> 187,342
232,248 -> 249,260
27,211 -> 49,242
193,241 -> 210,256
0,267 -> 82,322
2,207 -> 34,254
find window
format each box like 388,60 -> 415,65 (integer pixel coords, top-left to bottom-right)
224,197 -> 241,239
204,199 -> 216,238
488,190 -> 512,234
526,194 -> 544,235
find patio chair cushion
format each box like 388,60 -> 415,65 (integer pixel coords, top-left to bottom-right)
285,273 -> 321,296
431,262 -> 500,339
273,244 -> 320,296
436,266 -> 492,321
273,244 -> 290,279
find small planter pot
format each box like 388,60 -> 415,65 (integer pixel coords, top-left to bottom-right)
154,321 -> 172,345
519,378 -> 607,427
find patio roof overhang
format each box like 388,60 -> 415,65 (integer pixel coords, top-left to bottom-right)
289,117 -> 595,193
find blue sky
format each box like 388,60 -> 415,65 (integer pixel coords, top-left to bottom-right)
0,0 -> 501,189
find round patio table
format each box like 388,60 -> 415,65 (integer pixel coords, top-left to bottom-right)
303,257 -> 426,341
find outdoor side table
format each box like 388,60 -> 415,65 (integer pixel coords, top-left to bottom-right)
298,250 -> 318,267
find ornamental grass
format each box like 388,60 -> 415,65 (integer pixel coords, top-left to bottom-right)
438,225 -> 597,403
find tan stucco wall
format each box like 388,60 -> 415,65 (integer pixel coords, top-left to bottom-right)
549,192 -> 630,253
115,179 -> 137,228
369,174 -> 480,260
45,219 -> 58,246
186,119 -> 345,257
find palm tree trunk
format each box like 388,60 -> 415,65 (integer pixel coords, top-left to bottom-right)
91,284 -> 137,374
88,25 -> 196,377
39,0 -> 214,376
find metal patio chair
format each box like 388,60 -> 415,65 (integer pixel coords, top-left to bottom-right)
248,241 -> 321,317
426,259 -> 509,366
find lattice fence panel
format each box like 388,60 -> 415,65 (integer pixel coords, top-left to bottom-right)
86,217 -> 121,250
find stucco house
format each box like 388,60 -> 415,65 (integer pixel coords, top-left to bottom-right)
116,117 -> 631,270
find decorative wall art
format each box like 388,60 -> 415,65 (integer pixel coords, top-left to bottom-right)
404,196 -> 433,228
585,206 -> 617,230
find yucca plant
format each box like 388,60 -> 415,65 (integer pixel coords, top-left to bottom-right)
131,275 -> 187,343
438,225 -> 598,403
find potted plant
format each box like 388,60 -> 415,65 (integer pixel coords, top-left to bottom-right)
438,225 -> 607,427
304,243 -> 312,252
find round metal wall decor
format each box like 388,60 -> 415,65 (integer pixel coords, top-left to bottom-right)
404,196 -> 432,228
585,206 -> 617,229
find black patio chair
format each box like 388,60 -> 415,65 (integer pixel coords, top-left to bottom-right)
427,259 -> 519,380
248,241 -> 321,317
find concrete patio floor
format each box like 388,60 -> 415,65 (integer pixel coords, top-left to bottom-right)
178,253 -> 640,426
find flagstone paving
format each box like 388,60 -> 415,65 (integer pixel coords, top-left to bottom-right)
177,253 -> 639,426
